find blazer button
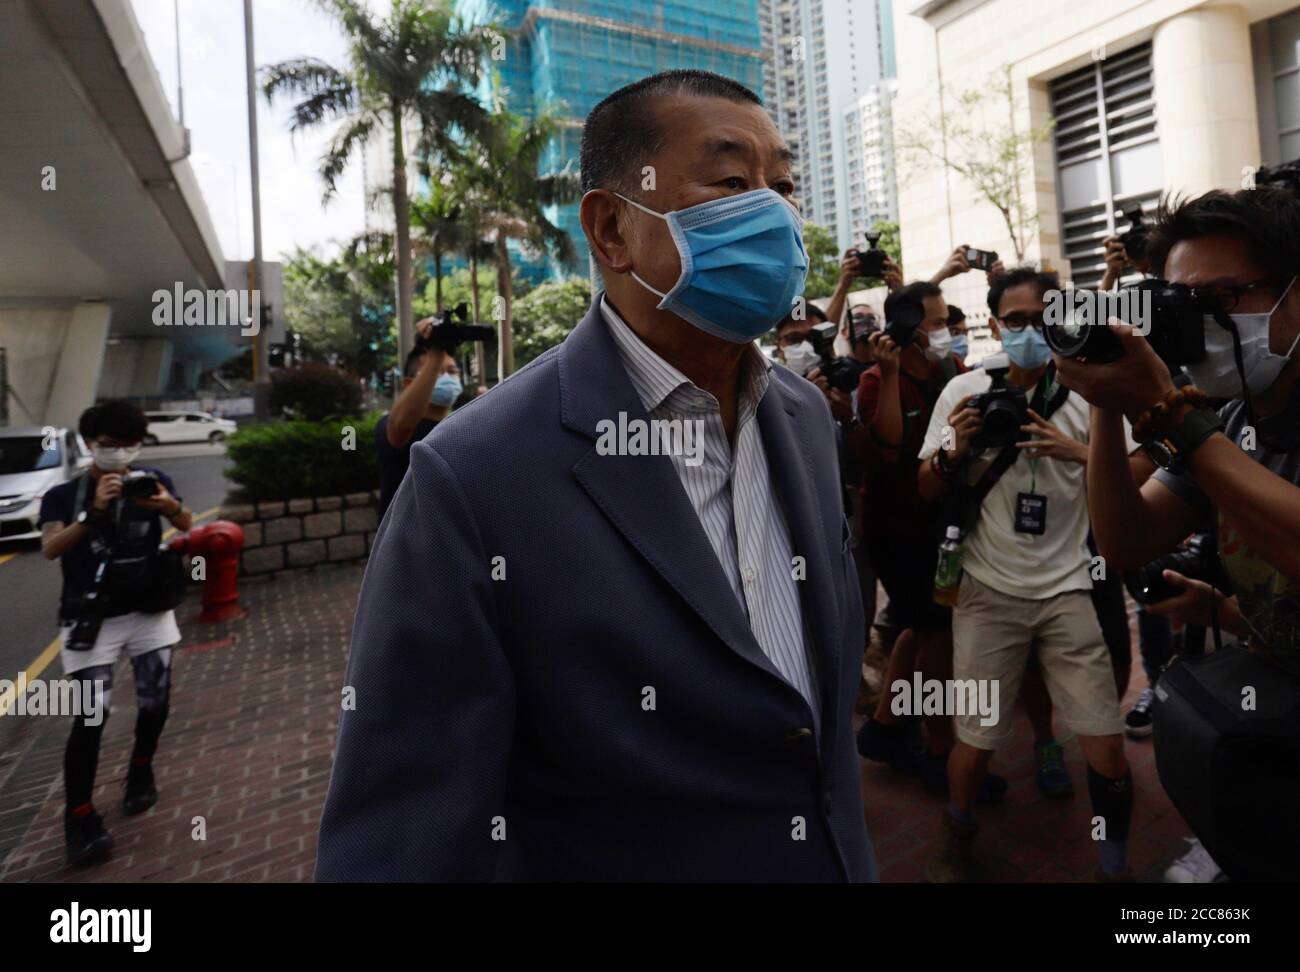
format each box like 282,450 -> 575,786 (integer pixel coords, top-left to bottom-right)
785,727 -> 814,745
822,790 -> 833,815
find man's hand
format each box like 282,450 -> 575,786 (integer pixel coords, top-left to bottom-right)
882,256 -> 903,292
1053,321 -> 1177,418
986,259 -> 1007,286
839,251 -> 861,284
93,474 -> 122,511
944,394 -> 982,462
1103,236 -> 1128,275
827,388 -> 854,424
867,332 -> 901,377
414,316 -> 436,346
932,246 -> 971,284
1017,409 -> 1088,463
133,482 -> 180,517
1146,570 -> 1249,636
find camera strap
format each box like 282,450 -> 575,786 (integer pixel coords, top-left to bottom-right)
947,364 -> 1071,536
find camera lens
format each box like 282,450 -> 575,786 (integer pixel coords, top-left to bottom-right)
981,399 -> 1022,446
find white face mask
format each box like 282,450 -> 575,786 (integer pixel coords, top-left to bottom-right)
1187,276 -> 1300,398
922,326 -> 953,361
92,445 -> 140,472
783,341 -> 820,377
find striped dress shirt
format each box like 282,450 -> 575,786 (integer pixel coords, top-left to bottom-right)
599,298 -> 820,725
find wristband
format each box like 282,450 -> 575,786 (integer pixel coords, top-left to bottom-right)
1132,385 -> 1210,444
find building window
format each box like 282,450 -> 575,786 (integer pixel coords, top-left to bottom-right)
1051,42 -> 1162,288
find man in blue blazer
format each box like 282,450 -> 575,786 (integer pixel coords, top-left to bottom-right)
315,69 -> 876,882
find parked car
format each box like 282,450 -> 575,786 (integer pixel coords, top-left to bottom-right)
144,411 -> 238,445
0,426 -> 92,541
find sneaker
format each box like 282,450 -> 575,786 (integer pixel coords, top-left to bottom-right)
856,717 -> 923,775
925,810 -> 978,883
1126,688 -> 1155,738
1164,837 -> 1224,883
1034,741 -> 1074,797
122,763 -> 158,817
919,752 -> 1009,805
65,809 -> 113,866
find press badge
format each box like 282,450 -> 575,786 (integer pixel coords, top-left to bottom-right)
1015,493 -> 1047,535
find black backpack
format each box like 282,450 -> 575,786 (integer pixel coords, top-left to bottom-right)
1152,645 -> 1300,881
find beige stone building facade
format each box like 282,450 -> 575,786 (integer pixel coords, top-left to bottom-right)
891,0 -> 1300,339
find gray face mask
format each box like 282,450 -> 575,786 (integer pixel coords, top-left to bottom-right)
1187,276 -> 1299,398
783,341 -> 819,377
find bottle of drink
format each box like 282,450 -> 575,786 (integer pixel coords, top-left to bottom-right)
933,526 -> 964,607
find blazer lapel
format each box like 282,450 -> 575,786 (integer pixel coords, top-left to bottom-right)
757,380 -> 844,750
559,299 -> 786,686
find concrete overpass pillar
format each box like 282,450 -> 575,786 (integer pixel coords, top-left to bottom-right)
44,302 -> 111,428
1153,4 -> 1261,197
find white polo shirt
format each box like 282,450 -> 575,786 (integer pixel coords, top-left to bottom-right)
919,369 -> 1138,601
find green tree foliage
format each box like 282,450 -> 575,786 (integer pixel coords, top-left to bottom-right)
260,0 -> 500,363
512,278 -> 592,368
802,221 -> 843,300
269,363 -> 363,422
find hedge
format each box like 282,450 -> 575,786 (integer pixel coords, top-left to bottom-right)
224,413 -> 381,502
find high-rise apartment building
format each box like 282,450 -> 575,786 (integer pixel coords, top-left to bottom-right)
759,0 -> 897,250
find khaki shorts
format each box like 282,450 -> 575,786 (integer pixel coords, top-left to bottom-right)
952,573 -> 1123,749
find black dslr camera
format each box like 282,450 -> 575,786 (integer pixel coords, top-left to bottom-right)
967,364 -> 1028,451
853,230 -> 887,278
1042,280 -> 1205,368
883,292 -> 925,349
121,470 -> 161,500
416,303 -> 496,353
1123,532 -> 1231,606
1119,205 -> 1150,264
808,321 -> 867,394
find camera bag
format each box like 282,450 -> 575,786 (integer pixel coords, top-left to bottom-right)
1152,645 -> 1300,881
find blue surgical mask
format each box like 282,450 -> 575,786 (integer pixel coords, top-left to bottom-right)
951,334 -> 969,360
431,373 -> 462,407
616,188 -> 809,343
1000,326 -> 1052,370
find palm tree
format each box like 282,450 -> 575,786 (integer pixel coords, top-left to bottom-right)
411,180 -> 465,315
463,112 -> 581,377
260,0 -> 499,364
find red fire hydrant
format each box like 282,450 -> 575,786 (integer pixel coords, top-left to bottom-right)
169,520 -> 248,623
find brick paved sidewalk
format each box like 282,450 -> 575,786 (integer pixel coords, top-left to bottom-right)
0,564 -> 1196,883
0,564 -> 358,883
858,676 -> 1195,883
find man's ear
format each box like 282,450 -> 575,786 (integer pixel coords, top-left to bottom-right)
988,318 -> 1002,342
581,189 -> 633,274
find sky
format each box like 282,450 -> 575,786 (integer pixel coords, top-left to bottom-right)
129,0 -> 377,263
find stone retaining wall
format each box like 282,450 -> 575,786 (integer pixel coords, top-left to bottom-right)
219,492 -> 379,576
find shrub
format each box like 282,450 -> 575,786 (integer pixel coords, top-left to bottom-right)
269,363 -> 362,422
224,413 -> 381,501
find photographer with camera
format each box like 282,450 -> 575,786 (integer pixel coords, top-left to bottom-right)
1099,206 -> 1154,292
375,316 -> 465,520
1056,188 -> 1300,881
918,268 -> 1143,882
852,282 -> 1000,797
826,242 -> 902,355
38,400 -> 192,866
